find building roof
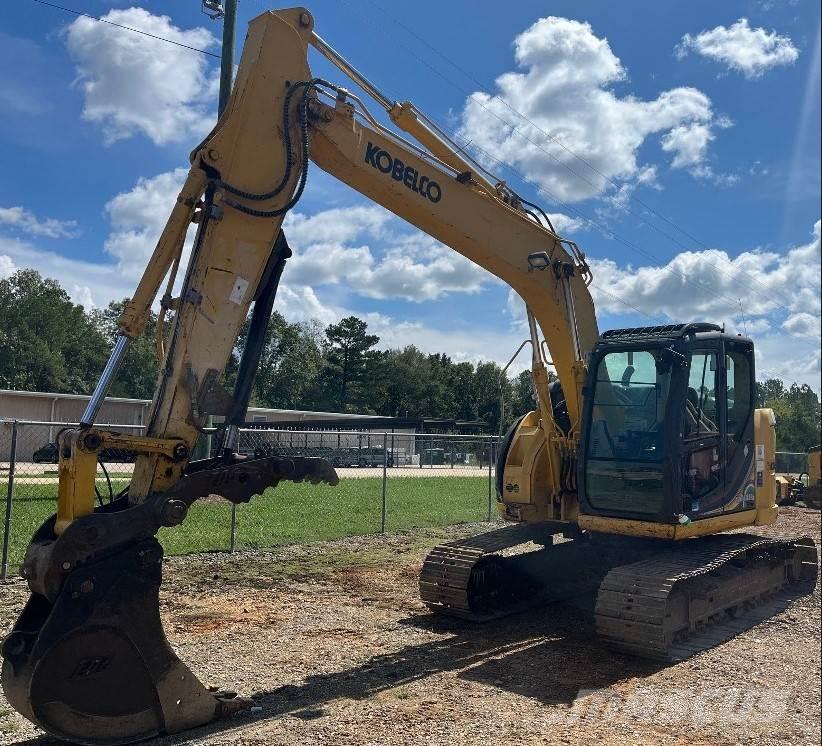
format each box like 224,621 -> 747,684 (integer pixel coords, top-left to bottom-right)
0,389 -> 383,420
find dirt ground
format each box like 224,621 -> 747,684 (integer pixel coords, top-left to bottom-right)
1,507 -> 820,746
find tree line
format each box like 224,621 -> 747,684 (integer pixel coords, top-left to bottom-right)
1,269 -> 819,449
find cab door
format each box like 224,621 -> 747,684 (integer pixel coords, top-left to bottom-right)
681,344 -> 724,516
721,340 -> 756,509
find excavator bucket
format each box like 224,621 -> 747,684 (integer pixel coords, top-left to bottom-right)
2,454 -> 338,744
2,535 -> 248,745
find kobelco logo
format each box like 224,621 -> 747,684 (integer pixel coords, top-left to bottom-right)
364,142 -> 442,203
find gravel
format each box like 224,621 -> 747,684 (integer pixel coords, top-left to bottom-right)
1,508 -> 819,746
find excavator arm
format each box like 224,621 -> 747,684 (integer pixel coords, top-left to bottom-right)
123,7 -> 597,499
1,7 -> 597,743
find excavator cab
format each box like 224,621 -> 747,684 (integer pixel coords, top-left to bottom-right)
578,323 -> 756,524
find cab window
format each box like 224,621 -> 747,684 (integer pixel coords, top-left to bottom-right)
584,349 -> 672,515
684,352 -> 718,438
726,350 -> 752,448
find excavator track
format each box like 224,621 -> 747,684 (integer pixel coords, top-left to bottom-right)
420,523 -> 550,621
420,522 -> 615,621
595,533 -> 818,662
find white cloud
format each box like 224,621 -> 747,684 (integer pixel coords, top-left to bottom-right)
782,312 -> 820,338
0,254 -> 16,279
0,235 -> 133,307
584,219 -> 821,389
459,16 -> 724,203
64,8 -> 218,145
676,18 -> 799,79
546,212 -> 585,234
754,334 -> 820,389
283,206 -> 393,245
0,168 -> 194,308
104,168 -> 190,276
3,165 -> 818,389
661,123 -> 714,169
591,219 -> 821,332
283,206 -> 495,302
0,206 -> 79,238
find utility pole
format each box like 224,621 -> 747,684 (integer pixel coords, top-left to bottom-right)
202,0 -> 238,115
218,0 -> 237,115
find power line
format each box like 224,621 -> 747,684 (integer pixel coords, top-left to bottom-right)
347,0 -> 793,314
591,283 -> 668,324
427,113 -> 763,321
311,0 -> 769,320
28,0 -> 221,58
32,0 -> 789,322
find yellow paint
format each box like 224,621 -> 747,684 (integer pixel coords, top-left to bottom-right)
578,510 -> 760,540
55,428 -> 186,534
753,408 -> 778,519
55,431 -> 99,536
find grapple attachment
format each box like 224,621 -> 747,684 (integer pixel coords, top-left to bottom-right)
2,454 -> 338,744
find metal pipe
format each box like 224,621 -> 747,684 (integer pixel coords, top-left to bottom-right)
381,432 -> 388,533
561,279 -> 582,362
310,31 -> 395,110
498,339 -> 531,437
229,503 -> 237,552
315,88 -> 461,177
80,334 -> 131,427
1,421 -> 18,581
487,438 -> 493,522
409,104 -> 502,188
527,309 -> 543,368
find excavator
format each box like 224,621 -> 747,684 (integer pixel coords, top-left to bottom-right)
776,446 -> 822,509
2,7 -> 817,744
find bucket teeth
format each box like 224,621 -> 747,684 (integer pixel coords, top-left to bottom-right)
2,538 -> 250,745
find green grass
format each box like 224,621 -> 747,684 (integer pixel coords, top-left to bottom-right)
1,476 -> 491,569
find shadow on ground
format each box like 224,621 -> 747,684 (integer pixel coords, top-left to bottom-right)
159,600 -> 658,743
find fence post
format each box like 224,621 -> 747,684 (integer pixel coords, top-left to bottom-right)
380,432 -> 387,534
2,420 -> 19,581
487,436 -> 494,522
229,503 -> 237,552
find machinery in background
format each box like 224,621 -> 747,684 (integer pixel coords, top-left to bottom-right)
776,446 -> 821,509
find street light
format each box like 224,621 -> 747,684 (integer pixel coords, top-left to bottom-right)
201,0 -> 237,115
202,0 -> 224,20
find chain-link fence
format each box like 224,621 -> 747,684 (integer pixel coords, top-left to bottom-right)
1,420 -> 499,579
774,451 -> 810,475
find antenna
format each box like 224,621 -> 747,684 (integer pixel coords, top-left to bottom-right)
737,299 -> 749,336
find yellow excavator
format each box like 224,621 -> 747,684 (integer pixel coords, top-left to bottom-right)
776,446 -> 822,509
2,7 -> 817,744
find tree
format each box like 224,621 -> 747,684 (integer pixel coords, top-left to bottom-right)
235,311 -> 324,410
474,361 -> 507,432
511,370 -> 535,419
379,346 -> 431,418
449,361 -> 477,421
0,269 -> 108,393
756,378 -> 821,452
755,378 -> 786,407
319,316 -> 381,411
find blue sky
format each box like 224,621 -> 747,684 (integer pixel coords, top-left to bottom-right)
1,0 -> 819,388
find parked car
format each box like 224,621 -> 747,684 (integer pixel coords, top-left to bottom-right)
32,442 -> 59,464
31,441 -> 137,464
